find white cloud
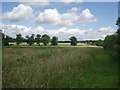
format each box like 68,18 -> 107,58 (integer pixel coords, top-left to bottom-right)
60,0 -> 83,4
3,4 -> 34,22
98,27 -> 116,35
35,8 -> 62,25
22,1 -> 50,7
99,27 -> 113,32
35,8 -> 76,26
79,9 -> 97,22
35,8 -> 97,26
2,3 -> 96,25
2,24 -> 116,41
18,0 -> 83,6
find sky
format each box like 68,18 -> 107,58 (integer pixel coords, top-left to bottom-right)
1,1 -> 119,41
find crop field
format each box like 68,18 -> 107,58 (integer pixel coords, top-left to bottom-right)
9,42 -> 91,46
2,47 -> 118,88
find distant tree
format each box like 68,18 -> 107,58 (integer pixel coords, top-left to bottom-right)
51,36 -> 58,45
116,17 -> 120,26
42,34 -> 50,45
116,17 -> 120,46
2,33 -> 5,45
16,33 -> 23,45
26,34 -> 35,45
26,35 -> 29,44
94,39 -> 103,46
69,36 -> 77,46
103,34 -> 117,49
35,34 -> 41,46
3,35 -> 13,45
103,17 -> 120,50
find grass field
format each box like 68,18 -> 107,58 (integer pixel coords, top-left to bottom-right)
7,42 -> 100,48
2,47 -> 118,88
9,42 -> 91,46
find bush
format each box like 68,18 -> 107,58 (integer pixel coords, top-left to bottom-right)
103,34 -> 118,50
94,39 -> 103,46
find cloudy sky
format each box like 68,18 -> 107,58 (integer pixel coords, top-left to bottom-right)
1,1 -> 118,41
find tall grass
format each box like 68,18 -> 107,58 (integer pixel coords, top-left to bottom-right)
2,47 -> 118,88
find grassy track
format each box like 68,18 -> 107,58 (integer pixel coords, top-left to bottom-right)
79,49 -> 118,88
2,47 -> 118,88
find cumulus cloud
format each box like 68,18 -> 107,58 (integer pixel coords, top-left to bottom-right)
3,4 -> 34,22
35,8 -> 97,26
2,3 -> 96,26
35,9 -> 62,25
79,9 -> 97,22
2,24 -> 116,41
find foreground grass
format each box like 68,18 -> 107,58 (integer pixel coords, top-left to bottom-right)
2,47 -> 118,88
80,49 -> 118,88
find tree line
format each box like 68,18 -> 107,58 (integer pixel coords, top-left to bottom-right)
2,32 -> 105,46
2,33 -> 78,46
103,18 -> 120,51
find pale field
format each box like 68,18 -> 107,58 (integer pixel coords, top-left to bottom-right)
9,42 -> 98,48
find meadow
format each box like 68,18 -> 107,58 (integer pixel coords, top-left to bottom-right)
9,42 -> 90,46
2,46 -> 118,88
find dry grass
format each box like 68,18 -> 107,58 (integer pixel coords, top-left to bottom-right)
3,47 -> 96,88
2,47 -> 118,88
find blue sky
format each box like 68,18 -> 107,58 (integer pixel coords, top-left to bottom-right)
1,2 -> 118,40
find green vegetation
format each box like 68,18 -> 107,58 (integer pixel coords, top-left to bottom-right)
80,49 -> 118,88
2,33 -> 105,47
93,39 -> 103,46
4,42 -> 97,48
16,34 -> 23,45
2,33 -> 13,45
0,31 -> 2,89
2,12 -> 119,89
3,47 -> 118,88
51,36 -> 58,45
35,34 -> 41,46
103,17 -> 120,51
26,34 -> 35,45
69,36 -> 77,46
42,34 -> 50,45
103,34 -> 118,50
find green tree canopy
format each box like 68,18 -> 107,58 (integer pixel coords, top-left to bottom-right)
116,17 -> 120,26
35,34 -> 41,46
69,36 -> 77,46
103,34 -> 118,50
16,33 -> 23,45
42,34 -> 50,45
26,34 -> 35,45
94,39 -> 103,46
51,36 -> 58,45
3,34 -> 13,45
